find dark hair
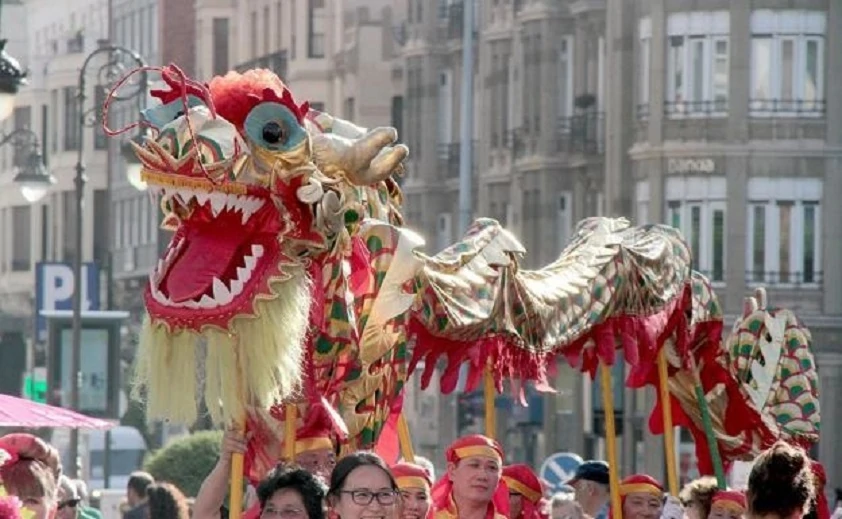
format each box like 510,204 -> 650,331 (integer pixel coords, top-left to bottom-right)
128,472 -> 155,498
256,465 -> 327,519
146,482 -> 189,519
327,452 -> 398,498
679,476 -> 718,518
747,442 -> 815,518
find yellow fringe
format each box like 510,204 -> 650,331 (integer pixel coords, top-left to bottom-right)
133,271 -> 312,426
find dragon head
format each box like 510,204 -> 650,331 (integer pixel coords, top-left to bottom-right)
727,287 -> 820,445
126,65 -> 408,424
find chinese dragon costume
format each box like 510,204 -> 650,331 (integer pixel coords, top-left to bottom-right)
108,64 -> 820,489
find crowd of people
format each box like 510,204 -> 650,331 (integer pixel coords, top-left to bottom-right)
0,423 -> 839,519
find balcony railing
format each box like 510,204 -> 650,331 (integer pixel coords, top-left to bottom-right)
748,99 -> 825,118
663,99 -> 728,117
744,271 -> 823,287
557,112 -> 605,155
447,1 -> 478,40
235,50 -> 289,78
437,141 -> 478,178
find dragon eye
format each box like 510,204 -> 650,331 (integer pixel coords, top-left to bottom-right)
244,102 -> 306,152
262,121 -> 287,144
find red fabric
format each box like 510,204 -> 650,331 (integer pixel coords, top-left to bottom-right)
207,69 -> 308,130
373,410 -> 401,465
242,503 -> 260,519
812,461 -> 830,519
503,464 -> 549,519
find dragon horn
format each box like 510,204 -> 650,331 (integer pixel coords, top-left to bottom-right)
754,287 -> 767,310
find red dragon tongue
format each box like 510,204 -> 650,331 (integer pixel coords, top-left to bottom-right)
165,226 -> 246,303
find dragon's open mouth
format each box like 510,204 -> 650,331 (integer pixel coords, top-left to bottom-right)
147,186 -> 280,310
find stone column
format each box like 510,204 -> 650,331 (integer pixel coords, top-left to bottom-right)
727,0 -> 750,142
823,1 -> 842,314
815,352 -> 842,497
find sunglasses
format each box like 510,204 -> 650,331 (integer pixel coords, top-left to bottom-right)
58,499 -> 81,510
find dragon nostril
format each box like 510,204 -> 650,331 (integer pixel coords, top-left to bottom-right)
174,110 -> 185,119
262,121 -> 287,144
765,332 -> 773,342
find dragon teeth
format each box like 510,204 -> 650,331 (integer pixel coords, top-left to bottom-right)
154,186 -> 266,224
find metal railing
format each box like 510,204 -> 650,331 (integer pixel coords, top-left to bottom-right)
557,112 -> 605,155
744,270 -> 823,286
748,99 -> 826,117
663,99 -> 728,117
437,141 -> 478,178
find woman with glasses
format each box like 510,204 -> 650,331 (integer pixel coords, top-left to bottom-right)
256,464 -> 326,519
327,452 -> 400,519
56,476 -> 81,519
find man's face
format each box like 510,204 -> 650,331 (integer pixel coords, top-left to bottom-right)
295,447 -> 337,482
448,456 -> 502,504
623,492 -> 663,519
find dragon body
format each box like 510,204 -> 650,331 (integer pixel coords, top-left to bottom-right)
644,284 -> 820,475
116,65 -> 818,480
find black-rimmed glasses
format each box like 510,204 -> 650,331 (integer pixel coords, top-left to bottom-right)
341,490 -> 398,506
58,499 -> 81,510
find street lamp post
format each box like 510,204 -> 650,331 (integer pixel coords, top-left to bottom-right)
66,41 -> 145,478
0,128 -> 54,201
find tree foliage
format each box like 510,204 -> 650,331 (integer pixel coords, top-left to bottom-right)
143,431 -> 223,497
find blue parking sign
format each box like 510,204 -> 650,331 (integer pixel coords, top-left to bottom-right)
35,262 -> 100,342
539,452 -> 584,493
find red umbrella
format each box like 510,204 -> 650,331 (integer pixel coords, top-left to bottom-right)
0,394 -> 113,429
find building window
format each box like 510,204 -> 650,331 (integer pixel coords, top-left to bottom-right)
556,192 -> 572,252
638,18 -> 651,116
665,11 -> 729,117
62,191 -> 77,263
263,6 -> 270,55
437,70 -> 453,147
307,0 -> 326,58
275,2 -> 283,50
749,11 -> 825,116
50,89 -> 58,153
250,11 -> 258,58
93,189 -> 108,266
11,206 -> 31,272
63,87 -> 80,150
746,178 -> 821,285
559,36 -> 573,120
343,97 -> 355,121
212,18 -> 230,76
12,106 -> 32,167
390,96 -> 404,142
664,177 -> 727,282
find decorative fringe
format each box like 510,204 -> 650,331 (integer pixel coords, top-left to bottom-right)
133,271 -> 312,426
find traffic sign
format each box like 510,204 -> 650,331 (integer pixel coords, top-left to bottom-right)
539,452 -> 584,493
35,262 -> 100,342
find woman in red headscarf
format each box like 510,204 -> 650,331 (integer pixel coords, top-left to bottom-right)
502,464 -> 549,519
708,491 -> 746,519
392,462 -> 433,519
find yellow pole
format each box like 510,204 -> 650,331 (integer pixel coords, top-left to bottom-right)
600,363 -> 623,519
397,414 -> 416,463
284,404 -> 298,461
484,362 -> 496,439
229,425 -> 245,519
657,349 -> 679,496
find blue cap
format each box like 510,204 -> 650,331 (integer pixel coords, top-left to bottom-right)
566,460 -> 610,486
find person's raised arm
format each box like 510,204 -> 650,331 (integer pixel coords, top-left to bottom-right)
193,430 -> 247,519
